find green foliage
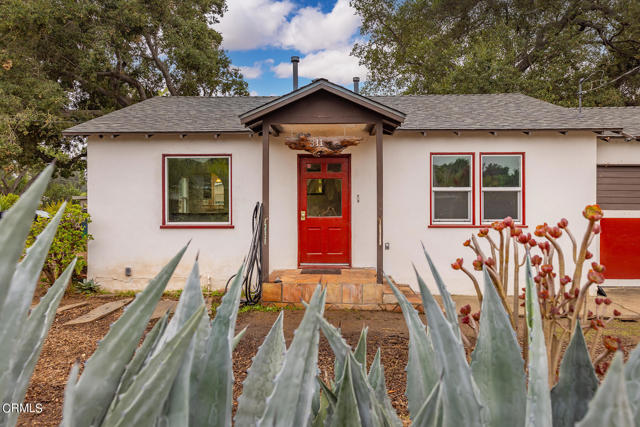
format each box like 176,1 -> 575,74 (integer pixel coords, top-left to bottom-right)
26,201 -> 92,285
73,278 -> 102,295
352,0 -> 640,106
0,193 -> 18,211
0,165 -> 77,427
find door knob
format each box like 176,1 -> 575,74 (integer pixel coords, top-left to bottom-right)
300,210 -> 306,220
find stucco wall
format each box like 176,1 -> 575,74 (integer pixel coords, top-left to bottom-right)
597,139 -> 640,165
382,131 -> 598,294
87,130 -> 601,294
86,134 -> 261,290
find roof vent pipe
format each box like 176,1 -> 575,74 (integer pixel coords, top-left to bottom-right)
353,77 -> 360,93
291,56 -> 300,90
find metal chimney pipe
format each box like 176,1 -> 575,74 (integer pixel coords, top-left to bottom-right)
291,56 -> 300,90
353,77 -> 360,93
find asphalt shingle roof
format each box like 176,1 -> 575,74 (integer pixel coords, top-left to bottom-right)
63,92 -> 633,136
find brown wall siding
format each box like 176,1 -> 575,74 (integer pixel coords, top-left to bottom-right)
597,165 -> 640,210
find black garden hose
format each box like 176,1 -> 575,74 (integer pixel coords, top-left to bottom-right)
225,202 -> 263,305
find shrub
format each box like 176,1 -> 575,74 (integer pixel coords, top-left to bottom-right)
73,278 -> 101,295
0,193 -> 18,211
26,201 -> 92,285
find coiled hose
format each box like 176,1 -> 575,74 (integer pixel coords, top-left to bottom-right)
224,202 -> 263,305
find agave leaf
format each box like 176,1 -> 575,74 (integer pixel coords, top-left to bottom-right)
0,164 -> 53,311
624,340 -> 640,423
577,352 -> 634,427
235,311 -> 286,426
259,286 -> 326,427
117,312 -> 169,395
190,266 -> 244,426
311,385 -> 331,427
64,244 -> 189,427
550,321 -> 598,427
318,316 -> 351,386
61,363 -> 80,427
470,268 -> 526,427
385,276 -> 440,418
422,243 -> 460,338
412,380 -> 444,427
328,356 -> 362,427
368,349 -> 402,427
414,267 -> 485,427
101,305 -> 205,427
233,326 -> 248,351
524,257 -> 552,427
4,259 -> 75,427
354,327 -> 368,368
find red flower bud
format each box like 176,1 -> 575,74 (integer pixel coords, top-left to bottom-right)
534,275 -> 542,284
613,309 -> 622,316
485,257 -> 496,267
557,218 -> 569,229
563,291 -> 571,299
590,319 -> 598,330
597,319 -> 605,328
583,204 -> 603,222
588,269 -> 605,284
585,250 -> 593,260
541,264 -> 553,275
511,227 -> 522,237
574,288 -> 580,297
528,238 -> 537,247
603,335 -> 622,352
548,226 -> 562,238
531,255 -> 542,266
539,241 -> 551,252
461,315 -> 470,325
604,298 -> 612,305
519,293 -> 525,300
588,310 -> 594,317
451,258 -> 464,270
520,302 -> 525,307
596,363 -> 609,376
503,216 -> 514,227
591,262 -> 605,273
595,297 -> 603,305
592,223 -> 601,234
478,228 -> 489,237
517,233 -> 530,244
472,256 -> 483,271
560,275 -> 571,286
472,312 -> 480,321
538,290 -> 549,299
460,304 -> 472,316
492,221 -> 506,231
534,223 -> 548,237
463,239 -> 471,247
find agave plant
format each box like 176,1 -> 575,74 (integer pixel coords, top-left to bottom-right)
0,165 -> 78,427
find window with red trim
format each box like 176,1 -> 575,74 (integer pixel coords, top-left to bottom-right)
481,153 -> 523,224
431,154 -> 474,224
163,155 -> 231,226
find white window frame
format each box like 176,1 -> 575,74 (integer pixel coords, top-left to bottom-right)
164,154 -> 232,226
431,154 -> 473,224
481,153 -> 523,224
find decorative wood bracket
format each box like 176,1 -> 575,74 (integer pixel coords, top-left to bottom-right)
284,133 -> 362,157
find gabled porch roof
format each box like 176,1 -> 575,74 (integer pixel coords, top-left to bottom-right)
239,78 -> 406,135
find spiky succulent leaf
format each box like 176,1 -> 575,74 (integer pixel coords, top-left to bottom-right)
0,164 -> 53,311
422,244 -> 460,339
61,363 -> 80,427
258,286 -> 326,427
368,348 -> 400,427
385,276 -> 440,419
471,268 -> 526,427
354,327 -> 368,368
318,316 -> 351,386
624,340 -> 640,424
550,321 -> 598,427
524,257 -> 552,427
4,259 -> 75,427
311,386 -> 331,427
63,244 -> 189,427
414,267 -> 485,427
190,266 -> 243,426
412,380 -> 443,427
235,311 -> 286,426
101,305 -> 205,427
233,326 -> 248,351
576,352 -> 634,427
328,356 -> 362,427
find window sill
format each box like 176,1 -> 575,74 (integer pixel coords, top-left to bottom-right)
160,224 -> 234,229
428,224 -> 528,229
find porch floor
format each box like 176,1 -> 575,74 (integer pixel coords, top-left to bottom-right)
262,268 -> 423,312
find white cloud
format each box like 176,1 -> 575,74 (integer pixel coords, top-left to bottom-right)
238,59 -> 274,79
272,46 -> 366,85
216,0 -> 295,50
217,0 -> 361,53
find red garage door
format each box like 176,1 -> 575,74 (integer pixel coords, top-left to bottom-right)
600,218 -> 640,279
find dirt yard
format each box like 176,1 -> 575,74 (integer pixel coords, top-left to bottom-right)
18,294 -> 640,426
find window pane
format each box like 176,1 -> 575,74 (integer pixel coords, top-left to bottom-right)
327,163 -> 342,172
484,191 -> 519,221
167,157 -> 230,223
433,155 -> 471,187
482,155 -> 520,187
433,191 -> 469,221
306,163 -> 321,172
307,178 -> 342,217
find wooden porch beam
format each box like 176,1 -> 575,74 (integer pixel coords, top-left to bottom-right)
376,121 -> 384,284
262,121 -> 270,282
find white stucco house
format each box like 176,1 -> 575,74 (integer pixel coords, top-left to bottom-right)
63,73 -> 640,298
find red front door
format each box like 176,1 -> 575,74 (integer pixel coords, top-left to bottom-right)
298,155 -> 351,267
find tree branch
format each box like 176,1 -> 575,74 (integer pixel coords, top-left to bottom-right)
144,33 -> 178,96
97,71 -> 147,101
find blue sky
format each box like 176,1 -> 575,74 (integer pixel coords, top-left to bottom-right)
215,0 -> 366,95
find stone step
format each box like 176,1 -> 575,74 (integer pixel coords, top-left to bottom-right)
64,299 -> 132,326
